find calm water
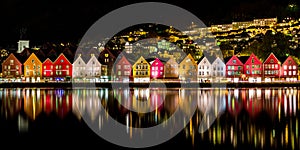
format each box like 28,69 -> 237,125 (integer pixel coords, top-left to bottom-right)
0,87 -> 299,150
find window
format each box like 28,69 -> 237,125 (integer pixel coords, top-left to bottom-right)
10,60 -> 14,64
293,65 -> 297,69
288,60 -> 292,65
246,70 -> 250,74
4,65 -> 7,69
16,71 -> 19,75
44,71 -> 46,75
293,71 -> 296,75
66,65 -> 69,69
270,59 -> 274,63
8,66 -> 10,70
105,53 -> 109,57
60,59 -> 64,63
66,71 -> 69,75
246,65 -> 249,69
289,66 -> 292,69
251,58 -> 254,63
233,59 -> 236,64
124,71 -> 130,76
51,65 -> 53,69
32,59 -> 35,63
160,66 -> 163,70
183,65 -> 185,69
44,66 -> 46,69
289,71 -> 291,75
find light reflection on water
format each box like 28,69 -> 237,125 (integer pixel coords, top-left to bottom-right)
0,87 -> 299,149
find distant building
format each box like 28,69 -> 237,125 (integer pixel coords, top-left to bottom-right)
17,40 -> 29,53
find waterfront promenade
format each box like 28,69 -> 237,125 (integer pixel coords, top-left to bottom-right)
0,81 -> 299,88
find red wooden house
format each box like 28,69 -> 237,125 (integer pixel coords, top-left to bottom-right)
114,54 -> 132,82
263,53 -> 281,81
225,55 -> 244,82
42,58 -> 54,81
53,53 -> 72,81
2,53 -> 23,79
243,53 -> 263,82
281,56 -> 298,81
150,58 -> 164,79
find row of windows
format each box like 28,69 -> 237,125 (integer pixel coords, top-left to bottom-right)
227,71 -> 242,76
264,70 -> 279,75
165,70 -> 178,74
4,65 -> 19,70
283,65 -> 297,70
246,70 -> 261,74
246,65 -> 260,69
135,71 -> 148,76
181,65 -> 195,69
26,71 -> 41,76
264,64 -> 278,69
151,66 -> 163,71
117,65 -> 131,70
3,71 -> 19,75
151,71 -> 163,76
117,71 -> 131,76
42,71 -> 70,76
135,65 -> 148,70
227,66 -> 242,70
283,71 -> 297,76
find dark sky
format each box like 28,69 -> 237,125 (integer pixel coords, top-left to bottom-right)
0,0 -> 298,44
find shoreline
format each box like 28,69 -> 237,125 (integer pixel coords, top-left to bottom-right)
0,82 -> 300,88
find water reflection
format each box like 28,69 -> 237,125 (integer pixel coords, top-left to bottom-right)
0,87 -> 299,149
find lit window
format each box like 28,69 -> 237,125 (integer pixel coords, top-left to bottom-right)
60,59 -> 64,63
44,66 -> 46,69
10,60 -> 14,64
270,59 -> 274,63
232,59 -> 236,64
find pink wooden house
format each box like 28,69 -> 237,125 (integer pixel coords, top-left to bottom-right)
150,58 -> 164,79
114,54 -> 132,82
243,53 -> 263,82
263,53 -> 281,81
225,55 -> 244,82
281,56 -> 298,81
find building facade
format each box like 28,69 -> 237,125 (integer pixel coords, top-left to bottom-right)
24,53 -> 42,82
132,56 -> 150,82
2,53 -> 22,79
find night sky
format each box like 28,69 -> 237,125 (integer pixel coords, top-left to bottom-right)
0,0 -> 299,44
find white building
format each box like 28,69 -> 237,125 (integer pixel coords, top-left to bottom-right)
197,56 -> 212,82
72,55 -> 86,80
211,57 -> 226,82
86,54 -> 102,81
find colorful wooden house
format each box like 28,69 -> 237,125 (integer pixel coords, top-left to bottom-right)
2,53 -> 23,79
86,54 -> 102,81
197,56 -> 213,82
72,55 -> 86,80
164,57 -> 179,79
243,53 -> 263,82
263,53 -> 281,81
150,58 -> 164,79
281,56 -> 298,81
178,54 -> 197,81
24,53 -> 43,82
42,58 -> 54,81
211,57 -> 226,82
132,56 -> 150,82
114,54 -> 132,82
225,55 -> 244,82
98,48 -> 116,77
53,53 -> 72,81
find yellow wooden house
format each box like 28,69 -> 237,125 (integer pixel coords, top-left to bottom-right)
132,56 -> 150,82
24,53 -> 43,82
179,54 -> 198,81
